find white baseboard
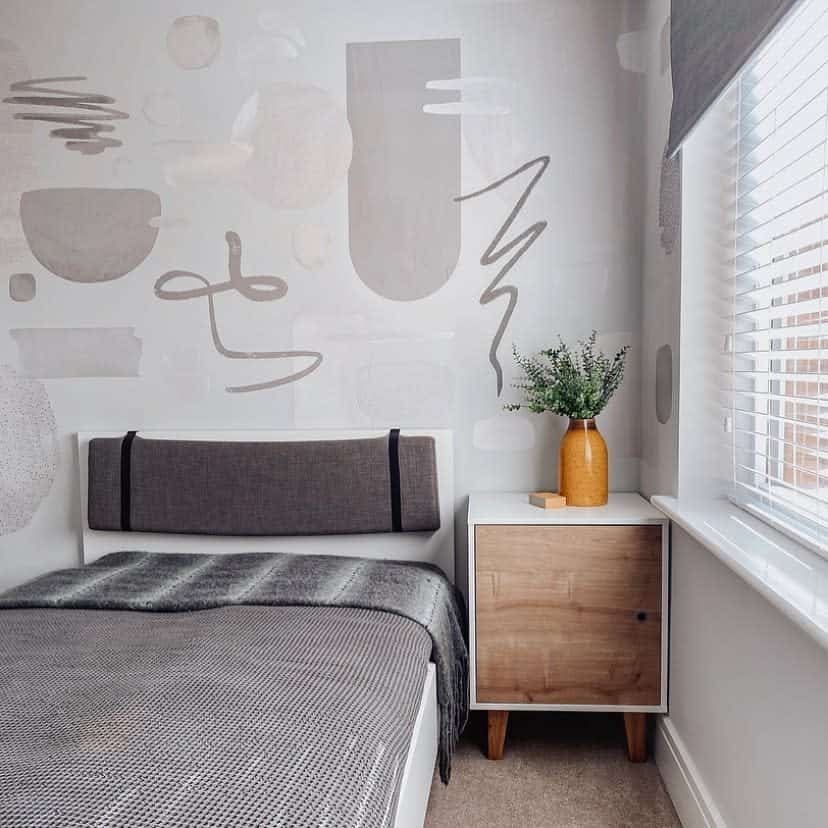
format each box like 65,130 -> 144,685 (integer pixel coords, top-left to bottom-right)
655,717 -> 727,828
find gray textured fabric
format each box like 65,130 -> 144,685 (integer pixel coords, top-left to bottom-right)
87,434 -> 440,535
0,550 -> 468,785
668,0 -> 800,156
0,605 -> 430,827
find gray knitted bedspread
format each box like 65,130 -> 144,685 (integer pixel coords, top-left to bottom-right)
0,551 -> 469,828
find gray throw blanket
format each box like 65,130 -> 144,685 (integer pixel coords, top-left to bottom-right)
0,550 -> 468,784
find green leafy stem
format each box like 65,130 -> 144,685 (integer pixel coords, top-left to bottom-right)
505,330 -> 630,420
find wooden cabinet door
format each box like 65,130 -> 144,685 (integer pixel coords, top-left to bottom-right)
474,524 -> 663,706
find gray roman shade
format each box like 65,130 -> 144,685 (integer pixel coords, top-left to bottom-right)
88,432 -> 440,535
668,0 -> 802,156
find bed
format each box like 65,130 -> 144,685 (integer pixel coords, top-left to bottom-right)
0,429 -> 466,828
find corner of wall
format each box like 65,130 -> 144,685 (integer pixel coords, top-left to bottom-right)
655,717 -> 727,828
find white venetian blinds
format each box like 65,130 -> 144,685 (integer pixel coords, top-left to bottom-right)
731,0 -> 828,553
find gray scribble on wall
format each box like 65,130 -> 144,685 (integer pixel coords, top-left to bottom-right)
659,142 -> 681,255
20,188 -> 161,283
10,327 -> 142,378
347,39 -> 460,301
167,16 -> 221,70
3,77 -> 129,155
456,156 -> 550,396
154,231 -> 323,393
8,273 -> 35,302
655,344 -> 673,425
0,365 -> 59,536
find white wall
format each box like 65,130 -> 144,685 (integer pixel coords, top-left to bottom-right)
0,0 -> 647,592
638,0 -> 680,499
663,526 -> 828,828
639,1 -> 828,825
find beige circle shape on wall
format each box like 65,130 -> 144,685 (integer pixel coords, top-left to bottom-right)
231,83 -> 352,210
167,16 -> 221,70
142,92 -> 184,127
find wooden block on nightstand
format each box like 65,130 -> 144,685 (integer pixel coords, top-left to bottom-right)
528,492 -> 567,509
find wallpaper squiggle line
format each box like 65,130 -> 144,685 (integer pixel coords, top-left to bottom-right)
154,231 -> 323,393
3,77 -> 128,155
455,156 -> 550,395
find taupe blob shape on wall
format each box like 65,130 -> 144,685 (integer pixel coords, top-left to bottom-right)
8,273 -> 35,302
20,188 -> 161,283
10,327 -> 142,378
347,39 -> 461,301
655,344 -> 673,425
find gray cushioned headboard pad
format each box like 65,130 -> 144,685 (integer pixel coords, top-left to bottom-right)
88,433 -> 440,535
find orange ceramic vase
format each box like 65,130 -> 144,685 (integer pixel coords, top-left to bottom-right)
558,418 -> 608,506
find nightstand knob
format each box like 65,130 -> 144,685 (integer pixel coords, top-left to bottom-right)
636,611 -> 648,622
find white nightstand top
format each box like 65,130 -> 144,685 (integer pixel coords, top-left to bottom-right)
468,492 -> 666,525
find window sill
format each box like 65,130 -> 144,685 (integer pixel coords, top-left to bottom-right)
651,495 -> 828,653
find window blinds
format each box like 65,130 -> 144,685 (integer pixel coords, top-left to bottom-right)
668,0 -> 801,157
731,0 -> 828,552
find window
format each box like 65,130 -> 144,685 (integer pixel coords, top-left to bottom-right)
730,0 -> 828,555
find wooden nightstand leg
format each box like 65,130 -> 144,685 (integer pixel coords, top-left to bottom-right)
487,710 -> 509,760
623,712 -> 648,762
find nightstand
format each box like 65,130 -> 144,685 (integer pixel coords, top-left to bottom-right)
467,492 -> 669,762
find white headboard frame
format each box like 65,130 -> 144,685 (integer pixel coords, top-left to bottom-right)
77,429 -> 455,583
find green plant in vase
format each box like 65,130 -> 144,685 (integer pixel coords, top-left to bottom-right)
506,331 -> 630,506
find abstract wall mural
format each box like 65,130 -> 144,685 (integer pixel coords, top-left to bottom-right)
655,343 -> 673,424
257,13 -> 305,42
167,16 -> 221,70
616,30 -> 647,73
660,18 -> 671,77
0,0 -> 647,589
423,77 -> 510,117
292,223 -> 331,271
0,39 -> 33,270
154,231 -> 323,393
3,77 -> 129,155
456,156 -> 550,396
292,314 -> 454,428
8,273 -> 35,302
659,142 -> 681,255
357,361 -> 454,423
157,140 -> 253,188
20,188 -> 161,283
232,83 -> 352,210
472,414 -> 535,452
347,39 -> 461,301
237,33 -> 307,79
10,327 -> 143,378
142,92 -> 183,128
0,365 -> 59,536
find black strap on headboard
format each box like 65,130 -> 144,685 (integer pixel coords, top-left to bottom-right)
120,430 -> 137,531
388,428 -> 402,532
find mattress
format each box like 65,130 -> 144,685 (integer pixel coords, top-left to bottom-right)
0,604 -> 432,828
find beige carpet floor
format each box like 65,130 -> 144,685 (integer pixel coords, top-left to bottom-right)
425,712 -> 681,828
